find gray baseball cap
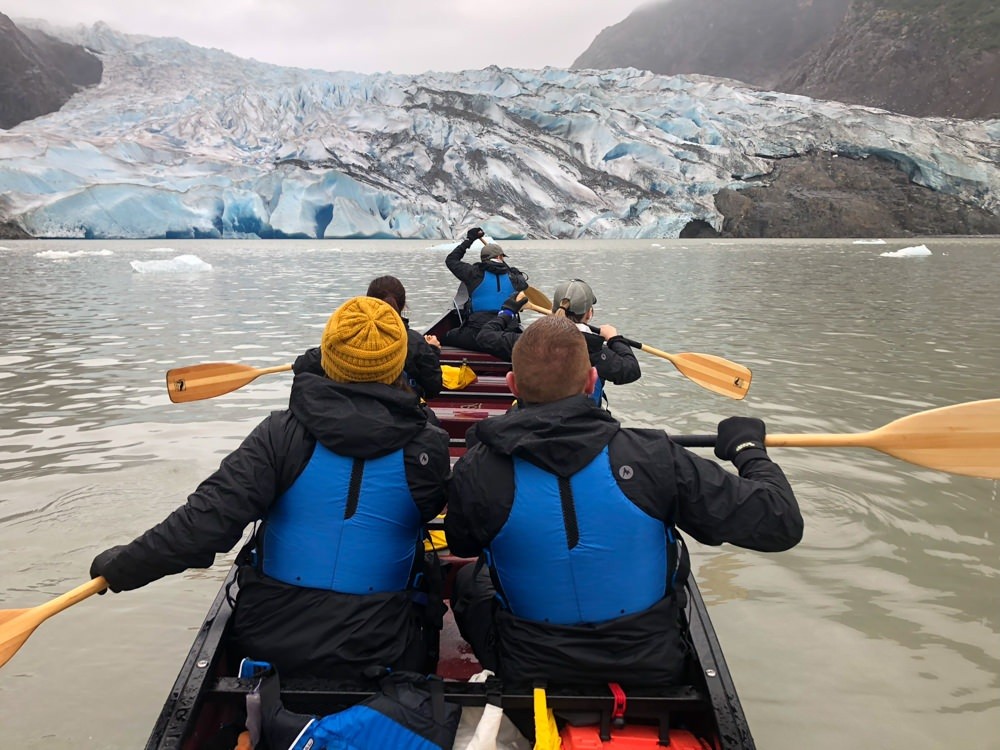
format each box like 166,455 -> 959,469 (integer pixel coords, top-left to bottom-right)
480,243 -> 505,262
552,279 -> 596,315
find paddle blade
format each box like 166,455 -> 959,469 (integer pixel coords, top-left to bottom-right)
673,400 -> 1000,479
662,351 -> 752,400
767,399 -> 1000,479
0,578 -> 108,670
166,362 -> 290,403
868,398 -> 1000,479
0,616 -> 37,669
523,301 -> 551,316
524,286 -> 553,309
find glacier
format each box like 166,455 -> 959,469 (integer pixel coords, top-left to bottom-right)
0,21 -> 997,240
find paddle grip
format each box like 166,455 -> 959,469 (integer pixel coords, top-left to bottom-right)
669,434 -> 717,448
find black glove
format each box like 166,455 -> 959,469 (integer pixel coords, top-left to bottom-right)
466,227 -> 485,241
715,417 -> 767,463
499,293 -> 528,317
90,544 -> 141,593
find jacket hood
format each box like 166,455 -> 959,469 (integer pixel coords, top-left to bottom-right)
289,372 -> 427,458
481,260 -> 511,275
474,395 -> 620,477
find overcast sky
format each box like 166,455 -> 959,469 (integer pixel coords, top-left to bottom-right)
5,1 -> 647,74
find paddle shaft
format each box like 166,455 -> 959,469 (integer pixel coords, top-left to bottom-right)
33,577 -> 108,618
672,434 -> 882,448
672,430 -> 985,455
591,328 -> 671,362
527,301 -> 716,361
583,322 -> 698,367
670,398 -> 1000,479
179,364 -> 290,389
522,302 -> 751,400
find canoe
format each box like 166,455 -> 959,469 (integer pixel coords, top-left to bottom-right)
145,310 -> 756,750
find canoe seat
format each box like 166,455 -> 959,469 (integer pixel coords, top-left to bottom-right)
205,674 -> 710,732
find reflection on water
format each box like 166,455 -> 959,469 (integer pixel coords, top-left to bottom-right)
0,237 -> 997,749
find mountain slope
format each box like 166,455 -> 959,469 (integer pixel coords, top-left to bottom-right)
0,13 -> 102,129
574,0 -> 850,89
573,0 -> 999,119
780,0 -> 1000,119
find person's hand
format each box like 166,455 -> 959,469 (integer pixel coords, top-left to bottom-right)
89,545 -> 140,593
499,292 -> 528,317
598,324 -> 618,340
714,417 -> 766,462
466,227 -> 485,241
424,334 -> 440,348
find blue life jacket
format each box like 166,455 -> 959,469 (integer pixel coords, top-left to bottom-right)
250,665 -> 461,750
589,376 -> 605,406
288,705 -> 443,750
469,269 -> 516,313
488,449 -> 670,625
261,443 -> 420,594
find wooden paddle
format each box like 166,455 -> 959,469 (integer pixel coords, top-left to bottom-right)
616,340 -> 750,400
523,286 -> 553,309
0,577 -> 108,669
668,398 -> 1000,479
521,301 -> 752,400
166,362 -> 292,403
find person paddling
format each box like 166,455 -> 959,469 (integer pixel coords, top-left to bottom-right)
445,315 -> 803,688
475,278 -> 640,409
442,227 -> 529,351
90,297 -> 451,680
293,275 -> 444,401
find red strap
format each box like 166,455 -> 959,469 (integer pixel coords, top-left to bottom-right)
609,681 -> 627,721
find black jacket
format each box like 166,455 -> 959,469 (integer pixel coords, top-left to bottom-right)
445,237 -> 528,313
475,315 -> 641,386
99,372 -> 451,678
293,316 -> 442,400
445,395 -> 802,686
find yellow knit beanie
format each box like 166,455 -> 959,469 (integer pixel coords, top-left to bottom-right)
320,296 -> 407,384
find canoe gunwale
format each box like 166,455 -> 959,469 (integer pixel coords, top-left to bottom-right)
144,580 -> 235,750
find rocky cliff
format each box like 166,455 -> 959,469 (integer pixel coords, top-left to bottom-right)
576,0 -> 999,238
781,0 -> 999,119
0,13 -> 102,130
573,0 -> 999,119
681,152 -> 1000,238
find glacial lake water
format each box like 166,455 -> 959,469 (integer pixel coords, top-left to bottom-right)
0,236 -> 998,749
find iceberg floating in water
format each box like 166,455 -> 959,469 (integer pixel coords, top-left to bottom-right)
852,239 -> 886,245
424,236 -> 495,250
36,249 -> 114,258
880,245 -> 932,257
129,254 -> 213,273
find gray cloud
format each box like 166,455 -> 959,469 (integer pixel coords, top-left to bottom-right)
6,0 -> 640,73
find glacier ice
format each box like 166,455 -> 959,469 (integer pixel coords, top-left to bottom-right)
880,245 -> 932,258
129,254 -> 214,273
0,22 -> 997,240
35,249 -> 114,258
